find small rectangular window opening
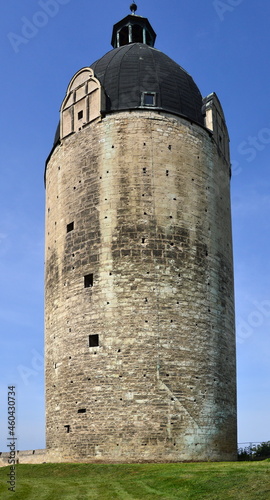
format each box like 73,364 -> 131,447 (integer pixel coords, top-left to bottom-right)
78,408 -> 86,414
64,425 -> 70,433
67,222 -> 74,233
89,334 -> 99,348
84,274 -> 93,288
142,92 -> 156,106
78,110 -> 83,120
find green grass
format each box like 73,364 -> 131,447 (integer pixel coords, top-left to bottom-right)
0,461 -> 270,499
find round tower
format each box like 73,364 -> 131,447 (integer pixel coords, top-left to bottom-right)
45,6 -> 237,462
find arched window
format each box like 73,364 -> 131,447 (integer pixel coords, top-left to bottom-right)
132,24 -> 143,43
146,30 -> 153,46
119,26 -> 129,46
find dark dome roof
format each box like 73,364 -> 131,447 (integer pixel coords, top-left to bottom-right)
91,43 -> 204,125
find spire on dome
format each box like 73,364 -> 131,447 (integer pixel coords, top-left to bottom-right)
111,4 -> 156,48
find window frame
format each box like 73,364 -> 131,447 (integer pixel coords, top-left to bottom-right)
141,92 -> 157,107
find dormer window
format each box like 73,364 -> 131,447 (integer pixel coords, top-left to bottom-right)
142,92 -> 156,107
60,67 -> 104,140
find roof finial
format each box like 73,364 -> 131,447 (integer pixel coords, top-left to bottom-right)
130,3 -> 138,15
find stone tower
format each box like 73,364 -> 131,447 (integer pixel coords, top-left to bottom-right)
45,5 -> 237,462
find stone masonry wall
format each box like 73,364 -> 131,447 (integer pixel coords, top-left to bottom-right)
44,110 -> 237,462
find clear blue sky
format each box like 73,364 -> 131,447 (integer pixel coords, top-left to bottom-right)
0,0 -> 269,452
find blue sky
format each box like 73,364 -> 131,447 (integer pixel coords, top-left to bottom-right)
0,0 -> 269,452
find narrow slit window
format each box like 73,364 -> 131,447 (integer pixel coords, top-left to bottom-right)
64,425 -> 70,433
78,409 -> 86,414
78,110 -> 83,120
89,334 -> 99,347
67,222 -> 74,233
84,274 -> 93,288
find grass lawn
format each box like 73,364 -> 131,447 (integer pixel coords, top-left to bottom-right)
0,460 -> 270,499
